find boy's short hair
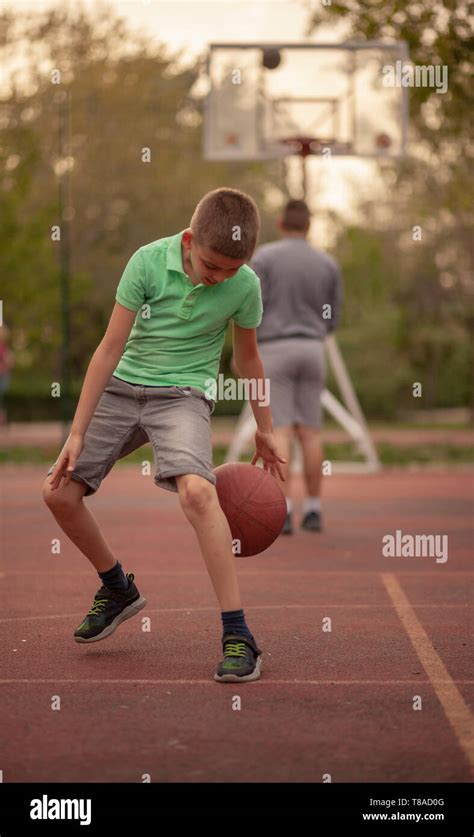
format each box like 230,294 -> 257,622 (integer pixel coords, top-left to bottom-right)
190,187 -> 260,260
281,199 -> 311,231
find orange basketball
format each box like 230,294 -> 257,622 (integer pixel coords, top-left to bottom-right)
214,462 -> 287,557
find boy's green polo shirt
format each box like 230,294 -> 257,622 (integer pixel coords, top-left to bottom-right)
113,230 -> 263,393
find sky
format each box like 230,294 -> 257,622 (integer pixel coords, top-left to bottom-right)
3,0 -> 385,243
7,0 -> 317,50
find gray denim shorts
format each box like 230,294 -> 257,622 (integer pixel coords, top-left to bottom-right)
258,337 -> 326,429
47,374 -> 216,495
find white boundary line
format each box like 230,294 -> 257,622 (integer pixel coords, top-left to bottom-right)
0,679 -> 473,686
2,571 -> 473,576
1,602 -> 472,624
382,572 -> 474,775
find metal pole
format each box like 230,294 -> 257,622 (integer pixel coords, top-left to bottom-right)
325,334 -> 380,470
301,153 -> 307,200
58,89 -> 72,443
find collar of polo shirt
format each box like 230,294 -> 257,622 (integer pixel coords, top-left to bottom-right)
166,230 -> 206,317
166,229 -> 188,276
166,229 -> 207,290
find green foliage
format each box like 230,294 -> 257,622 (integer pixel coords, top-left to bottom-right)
0,5 -> 279,400
3,442 -> 473,467
1,3 -> 472,421
308,0 -> 473,417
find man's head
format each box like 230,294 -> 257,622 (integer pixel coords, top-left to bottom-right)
278,199 -> 311,236
182,188 -> 260,285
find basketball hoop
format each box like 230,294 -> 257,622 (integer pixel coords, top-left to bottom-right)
375,132 -> 392,150
278,137 -> 341,199
279,136 -> 353,157
204,42 -> 408,162
279,136 -> 331,157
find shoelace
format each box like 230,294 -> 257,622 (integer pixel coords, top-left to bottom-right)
224,641 -> 247,658
87,573 -> 135,616
87,598 -> 109,616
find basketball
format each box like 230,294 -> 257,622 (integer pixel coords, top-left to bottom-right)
262,47 -> 281,70
214,462 -> 287,557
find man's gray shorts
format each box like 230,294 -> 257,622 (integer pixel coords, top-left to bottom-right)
47,374 -> 216,495
258,337 -> 326,429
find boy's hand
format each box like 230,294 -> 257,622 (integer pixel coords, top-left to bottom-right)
48,433 -> 84,490
251,429 -> 286,481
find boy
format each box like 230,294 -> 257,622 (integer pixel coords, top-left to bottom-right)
42,188 -> 285,683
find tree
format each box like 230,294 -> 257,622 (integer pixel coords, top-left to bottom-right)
307,0 -> 473,415
0,5 -> 280,398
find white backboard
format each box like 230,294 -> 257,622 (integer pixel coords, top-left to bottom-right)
204,42 -> 409,160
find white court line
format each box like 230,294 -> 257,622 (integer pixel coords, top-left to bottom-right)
382,573 -> 474,775
2,570 -> 473,576
1,602 -> 472,624
0,679 -> 473,686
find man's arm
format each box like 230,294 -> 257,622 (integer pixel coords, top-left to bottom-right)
232,322 -> 286,480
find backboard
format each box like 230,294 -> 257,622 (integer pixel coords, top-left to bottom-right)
203,42 -> 409,160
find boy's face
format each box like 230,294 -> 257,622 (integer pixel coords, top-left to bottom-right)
182,230 -> 245,286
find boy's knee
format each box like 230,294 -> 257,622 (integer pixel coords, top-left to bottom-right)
177,475 -> 216,515
41,477 -> 83,514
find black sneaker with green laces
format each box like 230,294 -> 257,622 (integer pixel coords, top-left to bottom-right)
74,572 -> 146,643
301,510 -> 322,531
282,511 -> 293,535
214,633 -> 263,682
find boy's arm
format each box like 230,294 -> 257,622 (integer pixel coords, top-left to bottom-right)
232,322 -> 286,481
70,302 -> 138,437
48,302 -> 137,489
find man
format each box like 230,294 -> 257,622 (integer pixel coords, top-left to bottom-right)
249,199 -> 343,533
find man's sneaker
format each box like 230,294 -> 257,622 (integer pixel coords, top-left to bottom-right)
74,572 -> 146,643
282,511 -> 293,535
301,510 -> 322,532
214,633 -> 263,683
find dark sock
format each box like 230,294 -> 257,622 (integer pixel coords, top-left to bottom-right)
98,561 -> 129,591
221,609 -> 254,643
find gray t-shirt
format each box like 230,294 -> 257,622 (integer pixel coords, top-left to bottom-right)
250,238 -> 343,342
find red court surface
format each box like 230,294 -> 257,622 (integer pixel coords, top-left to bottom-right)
1,464 -> 473,783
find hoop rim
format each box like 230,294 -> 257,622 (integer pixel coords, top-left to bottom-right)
277,136 -> 351,157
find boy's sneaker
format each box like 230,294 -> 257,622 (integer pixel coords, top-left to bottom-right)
74,572 -> 146,643
281,511 -> 293,535
301,510 -> 322,532
214,633 -> 263,682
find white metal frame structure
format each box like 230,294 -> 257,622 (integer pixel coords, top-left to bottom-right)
225,335 -> 380,473
204,41 -> 408,472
